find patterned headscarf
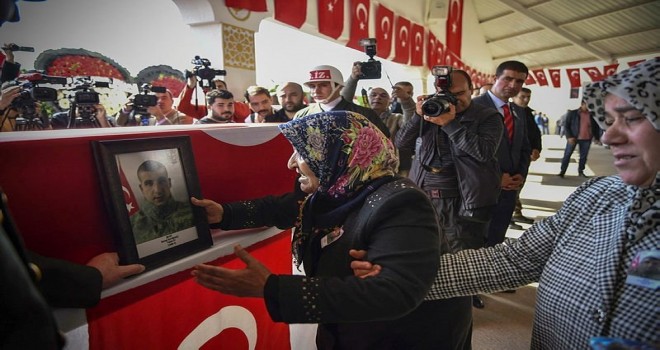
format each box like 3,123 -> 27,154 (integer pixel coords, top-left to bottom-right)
583,57 -> 659,131
278,110 -> 398,267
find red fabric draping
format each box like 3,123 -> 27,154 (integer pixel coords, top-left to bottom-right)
426,32 -> 444,70
318,0 -> 344,39
548,69 -> 561,88
583,67 -> 604,82
393,15 -> 411,64
532,69 -> 549,86
346,0 -> 370,51
566,68 -> 581,88
274,0 -> 307,28
409,22 -> 425,66
525,73 -> 536,85
225,0 -> 267,12
603,63 -> 619,77
375,4 -> 394,59
445,0 -> 464,57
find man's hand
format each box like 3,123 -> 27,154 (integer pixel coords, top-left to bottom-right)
0,85 -> 21,110
192,245 -> 271,297
94,104 -> 112,127
391,85 -> 412,102
191,197 -> 224,225
422,103 -> 456,127
86,252 -> 145,289
147,105 -> 165,120
501,173 -> 523,191
349,249 -> 381,279
531,149 -> 540,161
2,43 -> 15,63
350,62 -> 362,80
186,75 -> 197,89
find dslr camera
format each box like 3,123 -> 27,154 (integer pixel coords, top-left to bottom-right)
185,56 -> 227,88
421,66 -> 458,117
357,38 -> 382,80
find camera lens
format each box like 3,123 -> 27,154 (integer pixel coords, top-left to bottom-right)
421,96 -> 450,117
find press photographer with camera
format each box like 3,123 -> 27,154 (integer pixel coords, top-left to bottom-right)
116,85 -> 192,126
177,56 -> 250,122
395,67 -> 503,318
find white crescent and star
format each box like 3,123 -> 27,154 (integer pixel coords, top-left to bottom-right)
381,16 -> 391,40
450,0 -> 460,33
356,3 -> 368,31
399,26 -> 408,48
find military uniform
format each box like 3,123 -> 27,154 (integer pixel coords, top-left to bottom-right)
131,198 -> 194,244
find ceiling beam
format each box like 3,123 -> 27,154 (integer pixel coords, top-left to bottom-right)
496,0 -> 613,62
556,0 -> 657,27
486,27 -> 545,44
492,43 -> 573,60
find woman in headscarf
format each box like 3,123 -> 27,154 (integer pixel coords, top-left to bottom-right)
191,110 -> 455,349
353,58 -> 659,349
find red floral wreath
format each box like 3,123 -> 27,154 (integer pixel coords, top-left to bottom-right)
35,48 -> 132,81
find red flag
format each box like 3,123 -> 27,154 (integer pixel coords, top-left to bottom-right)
603,63 -> 619,77
274,0 -> 307,28
628,59 -> 645,67
548,69 -> 561,88
525,73 -> 536,85
346,0 -> 370,51
426,32 -> 445,69
375,4 -> 394,59
566,68 -> 581,88
445,0 -> 464,57
118,161 -> 139,216
533,69 -> 548,86
225,0 -> 267,11
318,0 -> 344,39
393,16 -> 411,64
583,67 -> 604,82
409,22 -> 424,66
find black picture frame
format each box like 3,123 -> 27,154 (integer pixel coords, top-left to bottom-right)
92,136 -> 211,269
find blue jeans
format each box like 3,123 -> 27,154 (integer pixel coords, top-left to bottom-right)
560,139 -> 592,174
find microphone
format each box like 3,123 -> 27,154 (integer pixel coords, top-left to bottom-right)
2,44 -> 35,52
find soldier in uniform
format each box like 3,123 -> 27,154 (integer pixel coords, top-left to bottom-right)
130,160 -> 194,244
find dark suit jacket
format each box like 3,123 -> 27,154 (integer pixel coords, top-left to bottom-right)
472,93 -> 531,177
565,108 -> 601,141
521,105 -> 542,152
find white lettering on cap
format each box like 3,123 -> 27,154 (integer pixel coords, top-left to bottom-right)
309,69 -> 331,81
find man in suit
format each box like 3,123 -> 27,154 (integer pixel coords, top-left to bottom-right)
472,60 -> 531,250
295,64 -> 390,138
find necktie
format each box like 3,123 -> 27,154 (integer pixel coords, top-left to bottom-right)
502,103 -> 514,142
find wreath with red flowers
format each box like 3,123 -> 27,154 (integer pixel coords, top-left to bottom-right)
135,65 -> 186,97
34,48 -> 132,81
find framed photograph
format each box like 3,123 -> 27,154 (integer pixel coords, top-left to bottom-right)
570,87 -> 580,99
93,136 -> 211,269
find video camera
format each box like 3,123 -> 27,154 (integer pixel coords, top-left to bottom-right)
421,66 -> 458,117
185,56 -> 227,88
5,73 -> 63,127
357,38 -> 382,80
65,78 -> 110,128
131,84 -> 167,116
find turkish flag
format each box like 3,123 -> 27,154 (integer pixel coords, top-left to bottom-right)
318,0 -> 344,39
225,0 -> 267,11
533,69 -> 549,86
446,0 -> 464,57
583,67 -> 604,81
118,160 -> 139,216
375,4 -> 394,59
393,15 -> 411,64
347,0 -> 371,51
548,69 -> 561,88
426,32 -> 445,70
628,59 -> 646,67
566,68 -> 581,88
525,73 -> 536,85
409,22 -> 424,66
274,0 -> 307,28
603,63 -> 619,77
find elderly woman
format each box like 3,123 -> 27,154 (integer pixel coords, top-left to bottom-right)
192,111 -> 461,349
353,58 -> 659,349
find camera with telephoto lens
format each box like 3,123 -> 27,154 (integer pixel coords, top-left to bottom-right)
185,56 -> 227,88
357,38 -> 382,80
421,66 -> 458,117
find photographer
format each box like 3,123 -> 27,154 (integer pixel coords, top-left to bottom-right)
50,103 -> 115,129
396,68 -> 502,322
116,88 -> 192,126
0,80 -> 52,131
1,43 -> 22,83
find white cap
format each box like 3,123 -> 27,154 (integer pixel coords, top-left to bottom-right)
304,65 -> 344,87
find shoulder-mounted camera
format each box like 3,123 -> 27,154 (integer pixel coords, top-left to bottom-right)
358,38 -> 382,80
185,56 -> 227,88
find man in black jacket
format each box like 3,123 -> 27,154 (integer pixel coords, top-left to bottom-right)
558,101 -> 601,178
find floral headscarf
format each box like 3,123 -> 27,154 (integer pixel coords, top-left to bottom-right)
278,110 -> 398,267
583,58 -> 659,131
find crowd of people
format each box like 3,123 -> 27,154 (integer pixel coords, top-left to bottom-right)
1,34 -> 658,350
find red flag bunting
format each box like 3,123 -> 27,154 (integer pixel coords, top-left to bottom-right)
583,67 -> 604,82
409,23 -> 424,66
346,0 -> 370,51
393,16 -> 411,64
565,68 -> 581,88
225,0 -> 267,11
375,4 -> 394,59
533,69 -> 548,86
318,0 -> 344,39
274,0 -> 307,28
118,161 -> 139,216
548,69 -> 561,88
427,32 -> 437,70
446,0 -> 464,57
525,72 -> 536,85
627,59 -> 645,67
603,63 -> 619,77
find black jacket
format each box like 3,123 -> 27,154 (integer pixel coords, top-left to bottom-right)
565,108 -> 601,141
